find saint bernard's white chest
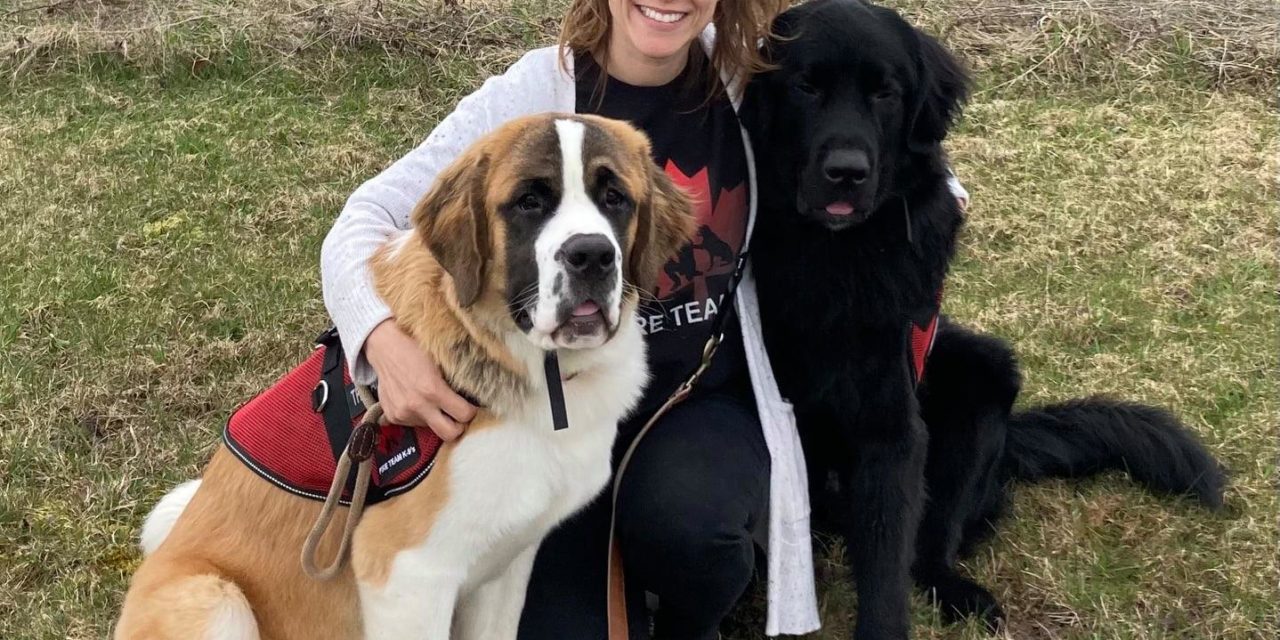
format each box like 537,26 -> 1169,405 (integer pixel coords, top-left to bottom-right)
357,321 -> 647,639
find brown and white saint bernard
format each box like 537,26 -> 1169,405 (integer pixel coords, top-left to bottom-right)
115,113 -> 695,640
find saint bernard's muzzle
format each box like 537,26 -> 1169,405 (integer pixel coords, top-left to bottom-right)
409,114 -> 696,351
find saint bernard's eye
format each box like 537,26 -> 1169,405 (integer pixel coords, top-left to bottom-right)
516,193 -> 542,214
604,188 -> 626,208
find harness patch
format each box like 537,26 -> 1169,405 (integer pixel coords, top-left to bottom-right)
223,346 -> 442,505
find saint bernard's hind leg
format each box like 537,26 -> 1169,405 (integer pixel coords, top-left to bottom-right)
453,543 -> 540,640
115,569 -> 258,640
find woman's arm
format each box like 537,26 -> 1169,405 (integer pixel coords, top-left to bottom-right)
322,79 -> 500,382
947,173 -> 969,210
320,47 -> 563,433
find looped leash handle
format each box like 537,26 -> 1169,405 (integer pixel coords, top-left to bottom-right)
300,386 -> 382,581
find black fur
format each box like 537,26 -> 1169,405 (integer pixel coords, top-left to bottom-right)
743,1 -> 1226,637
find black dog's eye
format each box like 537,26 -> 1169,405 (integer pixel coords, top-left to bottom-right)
872,85 -> 899,102
793,78 -> 820,97
516,193 -> 541,214
604,188 -> 626,208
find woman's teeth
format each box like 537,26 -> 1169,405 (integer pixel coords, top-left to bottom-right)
637,5 -> 686,23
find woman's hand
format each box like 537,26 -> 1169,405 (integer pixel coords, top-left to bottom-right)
363,319 -> 478,440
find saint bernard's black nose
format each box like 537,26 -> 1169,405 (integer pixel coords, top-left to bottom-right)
560,233 -> 616,278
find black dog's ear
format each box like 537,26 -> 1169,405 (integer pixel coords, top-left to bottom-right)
739,71 -> 773,149
905,29 -> 970,154
739,11 -> 796,150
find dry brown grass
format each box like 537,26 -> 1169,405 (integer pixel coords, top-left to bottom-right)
1,0 -> 558,81
3,0 -> 1277,90
896,0 -> 1278,90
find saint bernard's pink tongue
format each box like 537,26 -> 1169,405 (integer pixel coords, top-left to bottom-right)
826,202 -> 855,216
572,301 -> 601,317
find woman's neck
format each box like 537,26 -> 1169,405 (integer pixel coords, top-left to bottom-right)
603,45 -> 691,86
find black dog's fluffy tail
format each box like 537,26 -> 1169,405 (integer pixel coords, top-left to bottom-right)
1005,398 -> 1226,509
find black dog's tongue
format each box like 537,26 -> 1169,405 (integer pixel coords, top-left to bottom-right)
544,351 -> 569,431
826,201 -> 855,216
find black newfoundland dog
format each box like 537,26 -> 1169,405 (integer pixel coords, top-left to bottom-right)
743,0 -> 1226,637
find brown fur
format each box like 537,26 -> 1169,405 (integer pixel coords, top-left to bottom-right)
116,450 -> 364,639
115,113 -> 695,640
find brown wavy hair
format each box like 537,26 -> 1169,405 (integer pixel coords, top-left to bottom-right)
559,0 -> 789,102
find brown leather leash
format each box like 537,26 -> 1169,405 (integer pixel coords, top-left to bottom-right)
605,332 -> 722,639
606,253 -> 747,640
301,384 -> 381,581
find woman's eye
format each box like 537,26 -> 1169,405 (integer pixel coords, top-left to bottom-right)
517,194 -> 541,213
873,88 -> 897,101
604,188 -> 625,207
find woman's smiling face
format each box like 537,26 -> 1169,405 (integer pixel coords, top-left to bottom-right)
607,0 -> 719,72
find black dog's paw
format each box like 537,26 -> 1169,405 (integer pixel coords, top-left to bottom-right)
928,577 -> 1005,632
853,620 -> 911,640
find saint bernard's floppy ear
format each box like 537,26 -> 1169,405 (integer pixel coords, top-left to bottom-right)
411,151 -> 492,308
628,158 -> 697,296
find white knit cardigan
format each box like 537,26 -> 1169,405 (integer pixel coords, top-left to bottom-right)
321,28 -> 968,636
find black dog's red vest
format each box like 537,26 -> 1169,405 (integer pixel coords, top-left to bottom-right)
908,290 -> 943,385
223,338 -> 443,505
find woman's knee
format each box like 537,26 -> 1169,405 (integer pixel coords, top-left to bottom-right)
614,433 -> 765,585
611,394 -> 770,623
617,476 -> 756,570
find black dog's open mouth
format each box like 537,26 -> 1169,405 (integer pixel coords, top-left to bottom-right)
809,201 -> 869,228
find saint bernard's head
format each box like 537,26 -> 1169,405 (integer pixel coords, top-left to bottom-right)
411,113 -> 695,350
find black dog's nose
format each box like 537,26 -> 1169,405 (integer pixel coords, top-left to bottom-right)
823,149 -> 871,184
560,234 -> 616,276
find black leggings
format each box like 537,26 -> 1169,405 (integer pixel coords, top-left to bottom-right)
518,393 -> 771,640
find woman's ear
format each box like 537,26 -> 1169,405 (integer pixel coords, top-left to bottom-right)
905,29 -> 970,154
411,153 -> 492,307
629,160 -> 697,296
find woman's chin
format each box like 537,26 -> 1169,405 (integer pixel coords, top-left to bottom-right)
630,37 -> 694,64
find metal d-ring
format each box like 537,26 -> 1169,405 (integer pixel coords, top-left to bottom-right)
311,379 -> 330,413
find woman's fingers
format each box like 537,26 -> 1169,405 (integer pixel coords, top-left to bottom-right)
424,408 -> 465,441
364,318 -> 477,439
435,388 -> 479,424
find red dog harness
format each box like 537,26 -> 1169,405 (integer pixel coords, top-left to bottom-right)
223,331 -> 443,505
907,289 -> 943,385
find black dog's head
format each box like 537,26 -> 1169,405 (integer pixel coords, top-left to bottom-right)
744,0 -> 969,231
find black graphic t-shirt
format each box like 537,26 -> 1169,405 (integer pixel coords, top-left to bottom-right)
576,52 -> 751,419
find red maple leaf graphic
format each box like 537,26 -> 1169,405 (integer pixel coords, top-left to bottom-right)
656,161 -> 748,300
665,162 -> 713,223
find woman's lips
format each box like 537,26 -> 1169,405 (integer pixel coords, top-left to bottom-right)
636,4 -> 688,26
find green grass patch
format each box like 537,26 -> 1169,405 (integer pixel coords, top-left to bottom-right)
1,3 -> 1276,639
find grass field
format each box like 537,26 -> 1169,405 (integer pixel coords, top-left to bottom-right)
1,1 -> 1276,638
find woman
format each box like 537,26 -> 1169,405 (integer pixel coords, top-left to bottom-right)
322,0 -> 967,637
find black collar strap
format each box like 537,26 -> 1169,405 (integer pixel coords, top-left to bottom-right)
544,351 -> 570,431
